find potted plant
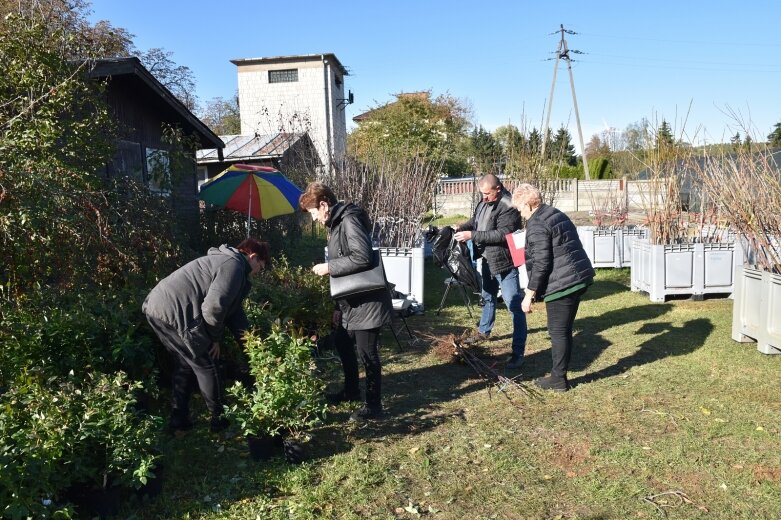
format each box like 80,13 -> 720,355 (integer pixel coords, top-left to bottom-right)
0,371 -> 161,518
695,144 -> 781,354
578,187 -> 649,268
225,325 -> 326,462
629,138 -> 737,302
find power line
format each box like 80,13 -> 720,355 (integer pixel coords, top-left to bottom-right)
574,59 -> 781,74
579,31 -> 781,48
586,52 -> 774,69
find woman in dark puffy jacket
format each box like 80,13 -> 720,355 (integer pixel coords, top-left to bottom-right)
512,184 -> 595,392
300,182 -> 392,423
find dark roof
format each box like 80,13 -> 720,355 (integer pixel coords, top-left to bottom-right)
196,133 -> 311,163
636,150 -> 781,180
230,53 -> 348,76
88,57 -> 223,150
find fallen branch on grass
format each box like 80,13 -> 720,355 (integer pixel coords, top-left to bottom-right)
641,490 -> 706,517
424,331 -> 541,410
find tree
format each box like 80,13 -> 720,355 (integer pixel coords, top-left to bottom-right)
138,47 -> 198,112
768,122 -> 781,149
0,0 -> 134,58
201,94 -> 241,135
0,13 -> 114,172
551,126 -> 576,166
469,125 -> 499,174
585,134 -> 610,158
347,91 -> 472,176
493,124 -> 525,174
656,120 -> 675,149
527,128 -> 542,156
622,118 -> 650,152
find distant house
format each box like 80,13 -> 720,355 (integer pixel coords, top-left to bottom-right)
352,91 -> 430,124
231,53 -> 350,171
88,57 -> 224,244
196,132 -> 320,187
637,150 -> 781,210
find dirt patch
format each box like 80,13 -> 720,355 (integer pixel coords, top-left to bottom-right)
549,434 -> 592,477
751,465 -> 781,482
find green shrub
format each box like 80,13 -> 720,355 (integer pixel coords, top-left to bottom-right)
0,372 -> 161,519
225,326 -> 326,438
249,256 -> 331,336
0,290 -> 157,388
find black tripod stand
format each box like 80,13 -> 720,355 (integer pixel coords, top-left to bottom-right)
436,276 -> 474,317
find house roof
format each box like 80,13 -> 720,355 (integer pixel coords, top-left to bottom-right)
352,91 -> 430,123
88,57 -> 224,150
196,133 -> 308,164
230,53 -> 348,76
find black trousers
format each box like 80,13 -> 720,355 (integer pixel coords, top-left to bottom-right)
334,325 -> 382,408
146,316 -> 222,419
544,287 -> 587,380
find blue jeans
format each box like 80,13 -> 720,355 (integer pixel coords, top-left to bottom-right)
478,259 -> 527,358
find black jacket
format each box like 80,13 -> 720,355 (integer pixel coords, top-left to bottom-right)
460,189 -> 521,275
525,204 -> 595,298
142,245 -> 251,358
326,202 -> 392,330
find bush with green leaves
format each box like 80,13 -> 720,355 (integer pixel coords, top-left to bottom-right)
0,289 -> 158,389
0,371 -> 161,519
225,325 -> 326,438
248,256 -> 331,337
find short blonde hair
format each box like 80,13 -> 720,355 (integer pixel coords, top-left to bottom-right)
512,183 -> 542,209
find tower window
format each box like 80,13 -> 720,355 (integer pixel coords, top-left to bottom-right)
268,69 -> 298,83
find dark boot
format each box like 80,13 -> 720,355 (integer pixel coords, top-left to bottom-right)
534,375 -> 570,392
325,388 -> 361,404
209,415 -> 230,433
348,405 -> 384,423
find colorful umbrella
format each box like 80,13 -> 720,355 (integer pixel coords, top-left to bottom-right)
199,164 -> 303,236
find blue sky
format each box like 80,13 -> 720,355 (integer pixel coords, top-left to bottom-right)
88,1 -> 781,150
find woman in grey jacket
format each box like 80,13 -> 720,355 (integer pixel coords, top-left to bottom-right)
142,238 -> 270,432
512,184 -> 595,392
300,182 -> 392,423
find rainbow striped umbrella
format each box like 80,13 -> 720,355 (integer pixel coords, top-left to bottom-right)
199,164 -> 302,236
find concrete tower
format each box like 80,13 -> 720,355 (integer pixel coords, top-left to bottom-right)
231,53 -> 349,171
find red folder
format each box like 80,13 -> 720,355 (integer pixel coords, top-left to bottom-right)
505,230 -> 526,267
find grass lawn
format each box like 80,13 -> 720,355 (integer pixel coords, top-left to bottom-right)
121,239 -> 781,519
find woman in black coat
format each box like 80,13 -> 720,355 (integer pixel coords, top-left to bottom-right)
300,182 -> 392,422
512,184 -> 595,392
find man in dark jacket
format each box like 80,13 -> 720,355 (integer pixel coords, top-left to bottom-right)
455,174 -> 527,369
142,239 -> 269,432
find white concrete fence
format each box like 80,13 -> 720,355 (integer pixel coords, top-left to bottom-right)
433,176 -> 662,216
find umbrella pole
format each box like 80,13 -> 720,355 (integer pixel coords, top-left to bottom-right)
246,180 -> 252,238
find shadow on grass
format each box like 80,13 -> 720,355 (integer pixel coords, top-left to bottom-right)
343,360 -> 493,442
569,317 -> 714,387
583,279 -> 632,300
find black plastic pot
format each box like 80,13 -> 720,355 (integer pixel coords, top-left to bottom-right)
135,464 -> 164,500
247,434 -> 279,461
64,482 -> 121,519
282,438 -> 307,464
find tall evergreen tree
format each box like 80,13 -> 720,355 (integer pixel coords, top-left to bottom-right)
527,128 -> 542,156
469,125 -> 498,174
768,122 -> 781,149
551,126 -> 576,166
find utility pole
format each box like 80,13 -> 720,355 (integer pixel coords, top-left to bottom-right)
541,24 -> 591,180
